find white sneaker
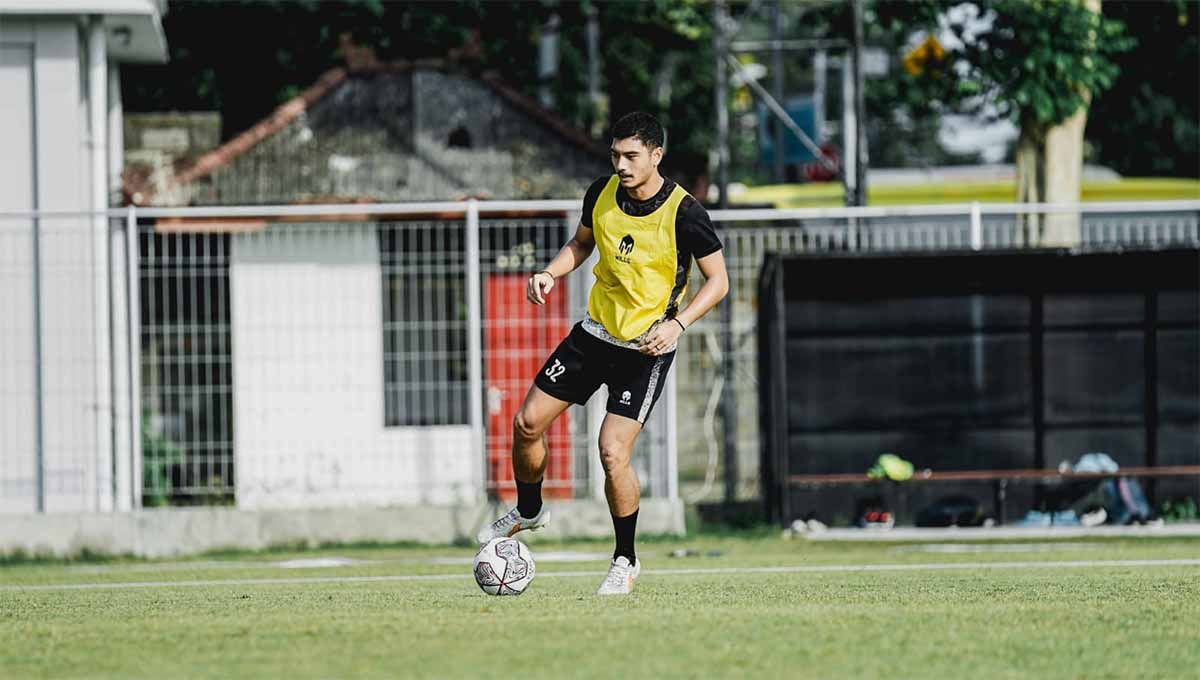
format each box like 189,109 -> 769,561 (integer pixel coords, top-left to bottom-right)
475,506 -> 550,544
1080,507 -> 1108,528
596,556 -> 641,596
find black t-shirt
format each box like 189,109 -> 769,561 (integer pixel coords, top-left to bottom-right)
581,175 -> 723,261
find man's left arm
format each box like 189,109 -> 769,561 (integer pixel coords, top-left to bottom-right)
639,251 -> 729,356
675,251 -> 729,328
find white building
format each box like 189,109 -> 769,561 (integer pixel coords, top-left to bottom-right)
0,1 -> 167,512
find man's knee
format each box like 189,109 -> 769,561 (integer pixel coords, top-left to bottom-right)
513,408 -> 546,443
598,441 -> 632,475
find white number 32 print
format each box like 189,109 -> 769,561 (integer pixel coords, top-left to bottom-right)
544,359 -> 566,383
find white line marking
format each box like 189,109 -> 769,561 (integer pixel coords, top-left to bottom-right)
891,542 -> 1103,554
4,559 -> 1198,592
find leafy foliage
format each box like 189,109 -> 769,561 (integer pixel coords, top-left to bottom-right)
876,0 -> 1134,135
1086,1 -> 1199,177
141,412 -> 184,507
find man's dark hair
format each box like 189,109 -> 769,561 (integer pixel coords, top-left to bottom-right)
611,111 -> 665,151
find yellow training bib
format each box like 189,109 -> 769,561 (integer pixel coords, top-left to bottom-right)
587,175 -> 689,341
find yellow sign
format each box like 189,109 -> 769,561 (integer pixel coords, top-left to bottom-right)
903,34 -> 946,76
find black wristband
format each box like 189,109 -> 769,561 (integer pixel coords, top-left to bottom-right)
537,270 -> 555,280
673,318 -> 687,332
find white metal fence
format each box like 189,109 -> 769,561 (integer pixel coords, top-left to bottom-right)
1,200 -> 1197,512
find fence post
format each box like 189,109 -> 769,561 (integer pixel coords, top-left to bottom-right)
665,362 -> 679,502
720,231 -> 738,504
970,201 -> 983,251
564,209 -> 601,500
125,205 -> 142,509
465,200 -> 485,500
32,206 -> 45,512
970,200 -> 986,390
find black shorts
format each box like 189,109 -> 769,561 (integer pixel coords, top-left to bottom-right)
533,323 -> 675,424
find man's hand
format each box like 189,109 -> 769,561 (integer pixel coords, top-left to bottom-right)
527,271 -> 555,305
639,319 -> 684,356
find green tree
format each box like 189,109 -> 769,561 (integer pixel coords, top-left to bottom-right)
589,0 -> 714,187
876,0 -> 1133,232
1086,1 -> 1199,178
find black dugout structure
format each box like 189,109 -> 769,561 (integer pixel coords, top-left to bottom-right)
759,248 -> 1200,526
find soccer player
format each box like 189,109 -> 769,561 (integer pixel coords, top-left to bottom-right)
477,112 -> 729,595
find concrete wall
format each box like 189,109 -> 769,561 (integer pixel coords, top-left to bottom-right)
230,225 -> 481,509
0,17 -> 112,513
122,111 -> 221,205
0,498 -> 686,558
0,35 -> 39,513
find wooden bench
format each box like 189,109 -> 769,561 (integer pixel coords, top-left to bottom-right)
788,465 -> 1200,525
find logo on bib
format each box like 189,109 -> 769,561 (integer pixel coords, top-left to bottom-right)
620,390 -> 632,405
616,234 -> 635,263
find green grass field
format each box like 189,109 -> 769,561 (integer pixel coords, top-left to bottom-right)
3,534 -> 1198,679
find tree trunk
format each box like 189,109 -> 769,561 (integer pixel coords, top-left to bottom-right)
1015,123 -> 1041,243
1038,0 -> 1100,247
1041,103 -> 1088,247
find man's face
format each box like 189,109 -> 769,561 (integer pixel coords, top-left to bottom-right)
610,136 -> 662,190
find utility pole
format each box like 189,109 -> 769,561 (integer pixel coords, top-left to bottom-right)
714,0 -> 738,505
813,49 -> 826,159
585,3 -> 602,133
850,0 -> 868,205
841,56 -> 856,206
538,12 -> 560,109
714,0 -> 730,211
770,0 -> 785,184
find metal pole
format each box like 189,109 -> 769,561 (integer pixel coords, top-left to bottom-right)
851,0 -> 868,206
720,238 -> 738,505
970,201 -> 983,250
730,38 -> 848,52
771,0 -> 785,184
538,13 -> 560,109
32,205 -> 45,514
728,55 -> 835,171
465,199 -> 485,499
126,205 -> 142,509
715,0 -> 730,210
665,367 -> 679,501
841,57 -> 856,207
813,49 -> 826,155
715,0 -> 738,504
108,208 -> 119,509
89,17 -> 112,511
586,4 -> 601,124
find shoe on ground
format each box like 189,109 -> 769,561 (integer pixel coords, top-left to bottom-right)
1052,510 -> 1081,526
1016,510 -> 1051,527
475,505 -> 550,544
856,510 -> 895,530
596,555 -> 641,596
1080,507 -> 1108,528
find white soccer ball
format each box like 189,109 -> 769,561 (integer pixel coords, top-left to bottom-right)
473,537 -> 536,596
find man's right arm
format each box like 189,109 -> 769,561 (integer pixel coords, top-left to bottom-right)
544,224 -> 595,278
527,224 -> 595,305
528,177 -> 606,305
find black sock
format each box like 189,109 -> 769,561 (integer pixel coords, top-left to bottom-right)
516,478 -> 543,518
612,508 -> 639,565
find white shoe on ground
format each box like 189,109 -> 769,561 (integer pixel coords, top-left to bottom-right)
596,555 -> 641,595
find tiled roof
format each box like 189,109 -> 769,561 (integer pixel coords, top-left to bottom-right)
172,58 -> 605,188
